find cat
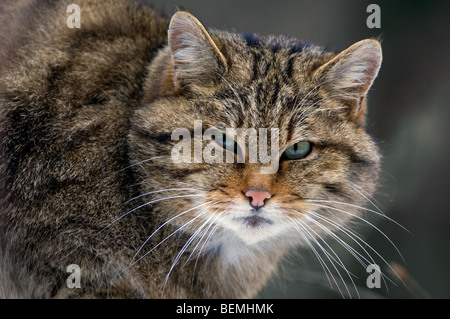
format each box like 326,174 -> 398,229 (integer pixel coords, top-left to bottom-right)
0,0 -> 383,298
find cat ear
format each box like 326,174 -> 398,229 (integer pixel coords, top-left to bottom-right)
168,11 -> 227,91
314,39 -> 382,123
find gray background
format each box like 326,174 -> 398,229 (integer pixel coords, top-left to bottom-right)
147,0 -> 449,298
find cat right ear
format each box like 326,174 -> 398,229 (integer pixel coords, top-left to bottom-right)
313,39 -> 382,124
168,11 -> 228,91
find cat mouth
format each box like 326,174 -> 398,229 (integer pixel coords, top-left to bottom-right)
235,215 -> 272,228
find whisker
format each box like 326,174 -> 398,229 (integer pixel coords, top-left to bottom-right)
303,210 -> 377,267
107,206 -> 215,293
126,188 -> 204,203
132,200 -> 218,260
304,209 -> 402,288
162,209 -> 219,290
292,217 -> 356,298
94,194 -> 204,237
126,206 -> 215,275
302,210 -> 370,269
191,211 -> 225,284
347,183 -> 411,235
348,181 -> 385,212
183,210 -> 223,268
294,208 -> 394,292
119,156 -> 168,172
305,199 -> 410,234
303,209 -> 396,290
177,181 -> 211,191
306,202 -> 406,264
292,210 -> 366,269
286,216 -> 340,296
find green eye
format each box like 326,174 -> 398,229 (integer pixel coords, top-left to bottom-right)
216,133 -> 238,153
282,141 -> 312,160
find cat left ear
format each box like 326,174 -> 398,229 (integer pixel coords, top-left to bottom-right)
168,11 -> 227,91
314,39 -> 382,124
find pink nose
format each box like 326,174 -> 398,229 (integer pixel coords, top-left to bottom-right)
245,189 -> 272,208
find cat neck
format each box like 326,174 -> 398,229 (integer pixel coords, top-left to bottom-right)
141,230 -> 289,298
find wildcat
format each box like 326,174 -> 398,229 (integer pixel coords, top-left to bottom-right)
0,0 -> 383,298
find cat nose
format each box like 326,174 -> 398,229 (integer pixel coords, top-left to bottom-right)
244,189 -> 272,209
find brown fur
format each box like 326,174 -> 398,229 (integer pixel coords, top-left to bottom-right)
0,0 -> 382,298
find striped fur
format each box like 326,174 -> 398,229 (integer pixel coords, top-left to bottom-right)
0,2 -> 382,298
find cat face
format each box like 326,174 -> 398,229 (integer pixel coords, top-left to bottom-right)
130,12 -> 381,252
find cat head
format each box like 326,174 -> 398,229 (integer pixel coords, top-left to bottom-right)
130,11 -> 382,249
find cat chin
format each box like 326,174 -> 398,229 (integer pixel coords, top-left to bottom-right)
215,204 -> 293,246
209,228 -> 294,269
224,220 -> 288,246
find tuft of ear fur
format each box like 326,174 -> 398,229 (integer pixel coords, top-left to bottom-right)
168,11 -> 227,91
314,39 -> 382,123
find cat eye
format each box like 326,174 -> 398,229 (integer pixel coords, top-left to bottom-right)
215,133 -> 238,153
282,141 -> 312,160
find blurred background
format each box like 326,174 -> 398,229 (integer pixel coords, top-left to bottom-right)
148,0 -> 450,298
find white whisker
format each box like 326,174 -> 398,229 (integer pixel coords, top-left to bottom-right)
133,200 -> 217,260
292,217 -> 356,298
191,211 -> 225,284
126,188 -> 203,203
347,183 -> 410,234
108,206 -> 215,292
162,209 -> 219,290
119,156 -> 167,172
306,201 -> 406,263
95,194 -> 204,236
287,216 -> 340,295
126,206 -> 214,274
304,210 -> 376,267
302,210 -> 371,269
305,199 -> 410,234
348,181 -> 385,212
304,209 -> 401,288
183,210 -> 222,268
295,208 -> 393,292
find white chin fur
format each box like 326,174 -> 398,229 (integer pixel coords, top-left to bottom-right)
216,203 -> 292,246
